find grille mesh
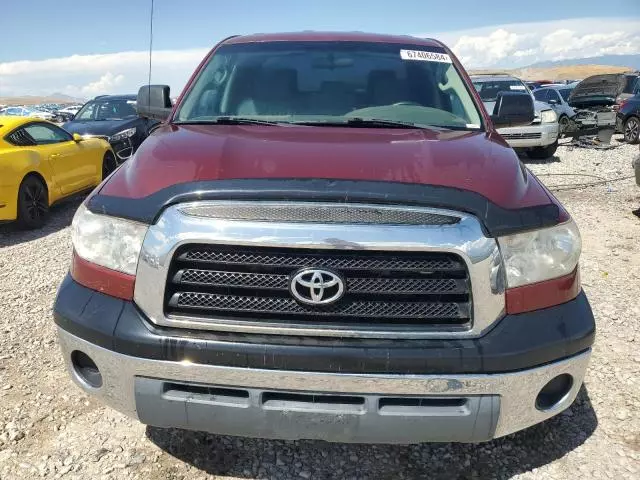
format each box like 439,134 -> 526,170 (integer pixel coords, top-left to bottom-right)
172,292 -> 465,320
179,203 -> 460,226
182,249 -> 460,271
165,244 -> 472,332
178,269 -> 465,294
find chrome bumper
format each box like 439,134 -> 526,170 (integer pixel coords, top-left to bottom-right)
498,122 -> 559,148
58,328 -> 591,443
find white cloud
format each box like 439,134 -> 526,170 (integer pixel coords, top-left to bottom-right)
430,17 -> 640,68
80,72 -> 125,96
0,48 -> 208,98
1,17 -> 639,98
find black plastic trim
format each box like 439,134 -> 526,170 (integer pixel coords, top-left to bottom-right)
54,275 -> 595,375
87,179 -> 559,237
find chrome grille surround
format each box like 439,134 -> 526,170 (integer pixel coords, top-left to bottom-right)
134,201 -> 506,339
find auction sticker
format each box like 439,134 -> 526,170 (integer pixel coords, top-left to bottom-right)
400,49 -> 452,63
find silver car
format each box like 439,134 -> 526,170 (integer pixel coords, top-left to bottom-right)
471,75 -> 559,159
534,85 -> 577,132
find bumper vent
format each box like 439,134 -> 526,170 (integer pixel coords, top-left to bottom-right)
165,245 -> 472,332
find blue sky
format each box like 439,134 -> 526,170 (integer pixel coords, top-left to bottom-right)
1,0 -> 637,61
1,0 -> 639,97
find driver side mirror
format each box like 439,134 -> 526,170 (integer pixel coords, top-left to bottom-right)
72,133 -> 83,142
136,85 -> 172,121
547,98 -> 559,105
491,91 -> 535,128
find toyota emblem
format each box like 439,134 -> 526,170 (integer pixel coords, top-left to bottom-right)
289,268 -> 345,306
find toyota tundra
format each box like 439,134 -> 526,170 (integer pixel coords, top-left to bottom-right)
53,32 -> 595,444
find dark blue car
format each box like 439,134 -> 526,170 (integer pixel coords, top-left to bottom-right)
617,93 -> 640,143
63,95 -> 158,164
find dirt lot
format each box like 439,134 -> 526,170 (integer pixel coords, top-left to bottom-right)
0,140 -> 639,480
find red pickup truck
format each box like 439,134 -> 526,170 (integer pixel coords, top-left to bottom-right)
54,32 -> 594,444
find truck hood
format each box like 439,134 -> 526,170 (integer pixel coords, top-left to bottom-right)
100,124 -> 551,209
568,74 -> 625,107
63,118 -> 138,137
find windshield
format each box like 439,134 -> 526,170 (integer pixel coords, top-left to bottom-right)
472,79 -> 528,102
558,88 -> 573,101
624,75 -> 638,94
75,99 -> 137,121
175,41 -> 482,129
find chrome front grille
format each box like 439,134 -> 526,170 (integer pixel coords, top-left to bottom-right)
133,201 -> 505,339
165,245 -> 471,329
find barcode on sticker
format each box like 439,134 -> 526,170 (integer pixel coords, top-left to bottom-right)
400,49 -> 452,63
509,85 -> 526,90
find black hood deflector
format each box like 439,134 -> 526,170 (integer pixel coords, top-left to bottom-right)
87,179 -> 559,237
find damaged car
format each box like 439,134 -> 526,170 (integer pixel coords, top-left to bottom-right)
563,74 -> 623,143
533,84 -> 576,133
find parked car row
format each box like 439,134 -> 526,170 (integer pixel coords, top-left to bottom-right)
0,104 -> 83,123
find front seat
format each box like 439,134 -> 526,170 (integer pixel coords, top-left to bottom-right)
237,68 -> 299,116
367,70 -> 404,106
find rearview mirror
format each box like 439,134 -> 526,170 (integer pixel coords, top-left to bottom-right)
491,91 -> 535,128
72,133 -> 83,142
136,85 -> 172,121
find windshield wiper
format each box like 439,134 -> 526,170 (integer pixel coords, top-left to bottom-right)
296,118 -> 418,129
174,117 -> 287,126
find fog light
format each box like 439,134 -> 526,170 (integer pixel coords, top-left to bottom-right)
536,374 -> 573,411
71,350 -> 102,388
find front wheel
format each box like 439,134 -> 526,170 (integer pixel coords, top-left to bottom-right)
526,141 -> 558,160
102,151 -> 117,180
558,115 -> 570,134
17,176 -> 49,229
623,116 -> 639,144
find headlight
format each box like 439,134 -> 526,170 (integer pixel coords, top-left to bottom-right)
72,204 -> 148,275
540,109 -> 557,123
498,220 -> 581,288
109,128 -> 136,142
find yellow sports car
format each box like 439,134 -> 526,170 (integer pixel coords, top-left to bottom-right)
0,116 -> 116,228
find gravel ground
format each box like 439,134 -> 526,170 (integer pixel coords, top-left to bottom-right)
0,138 -> 638,480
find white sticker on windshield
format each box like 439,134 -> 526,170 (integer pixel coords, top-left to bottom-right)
127,100 -> 137,104
400,49 -> 452,63
509,85 -> 526,90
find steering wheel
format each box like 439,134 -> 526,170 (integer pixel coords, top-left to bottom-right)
392,101 -> 421,106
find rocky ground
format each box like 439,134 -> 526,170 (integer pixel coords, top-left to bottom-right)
0,139 -> 638,480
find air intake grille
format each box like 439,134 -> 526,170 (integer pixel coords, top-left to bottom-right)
178,203 -> 460,226
165,245 -> 472,331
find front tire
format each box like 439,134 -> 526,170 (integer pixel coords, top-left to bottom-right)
102,151 -> 117,180
558,115 -> 570,134
17,176 -> 49,229
527,141 -> 558,160
623,116 -> 639,144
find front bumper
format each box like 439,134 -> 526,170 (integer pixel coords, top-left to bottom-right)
498,122 -> 558,148
54,277 -> 595,444
109,138 -> 134,163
